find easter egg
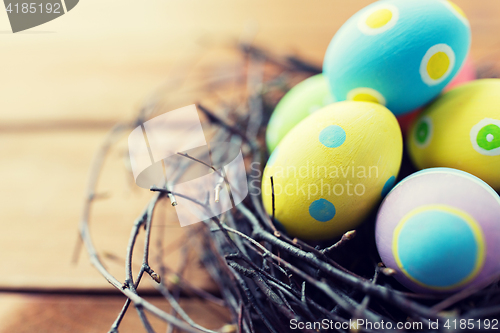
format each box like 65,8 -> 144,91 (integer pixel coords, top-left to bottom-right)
408,79 -> 500,190
397,56 -> 476,134
261,101 -> 403,240
323,0 -> 471,116
397,109 -> 421,135
445,56 -> 476,91
266,74 -> 334,152
375,168 -> 500,293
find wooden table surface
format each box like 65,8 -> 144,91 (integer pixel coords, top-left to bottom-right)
1,0 -> 500,331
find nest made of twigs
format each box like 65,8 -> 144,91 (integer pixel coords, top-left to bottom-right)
79,43 -> 500,333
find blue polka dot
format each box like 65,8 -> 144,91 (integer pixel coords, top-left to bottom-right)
267,147 -> 279,166
396,209 -> 479,288
319,125 -> 346,148
381,176 -> 396,197
309,199 -> 336,222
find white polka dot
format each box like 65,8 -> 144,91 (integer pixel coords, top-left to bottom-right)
470,118 -> 500,156
420,44 -> 456,86
357,4 -> 399,36
441,0 -> 470,27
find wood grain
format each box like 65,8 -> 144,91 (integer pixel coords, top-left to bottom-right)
1,0 -> 498,293
1,1 -> 499,123
0,293 -> 230,333
0,130 -> 216,292
1,0 -> 499,330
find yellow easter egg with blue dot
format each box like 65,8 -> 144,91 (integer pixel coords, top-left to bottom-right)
408,79 -> 500,191
266,74 -> 334,153
261,101 -> 403,240
323,0 -> 471,116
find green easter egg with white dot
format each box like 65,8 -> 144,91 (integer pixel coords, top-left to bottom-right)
266,74 -> 334,153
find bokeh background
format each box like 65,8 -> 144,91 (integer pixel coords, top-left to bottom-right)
1,1 -> 500,331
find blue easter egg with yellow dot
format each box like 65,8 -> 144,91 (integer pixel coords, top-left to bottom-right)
323,0 -> 471,116
376,168 -> 500,293
261,101 -> 402,240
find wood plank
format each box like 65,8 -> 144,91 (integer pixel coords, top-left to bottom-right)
1,0 -> 500,294
0,130 -> 216,292
1,0 -> 499,124
1,1 -> 499,331
0,293 -> 231,333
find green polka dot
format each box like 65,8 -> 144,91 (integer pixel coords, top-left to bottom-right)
415,121 -> 430,145
476,124 -> 500,151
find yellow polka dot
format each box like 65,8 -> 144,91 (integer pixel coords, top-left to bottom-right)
427,52 -> 451,80
358,4 -> 399,35
347,88 -> 386,106
447,1 -> 467,19
420,44 -> 455,86
366,8 -> 393,29
352,93 -> 379,104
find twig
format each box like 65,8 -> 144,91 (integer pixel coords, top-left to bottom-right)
78,125 -> 207,333
321,230 -> 357,255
